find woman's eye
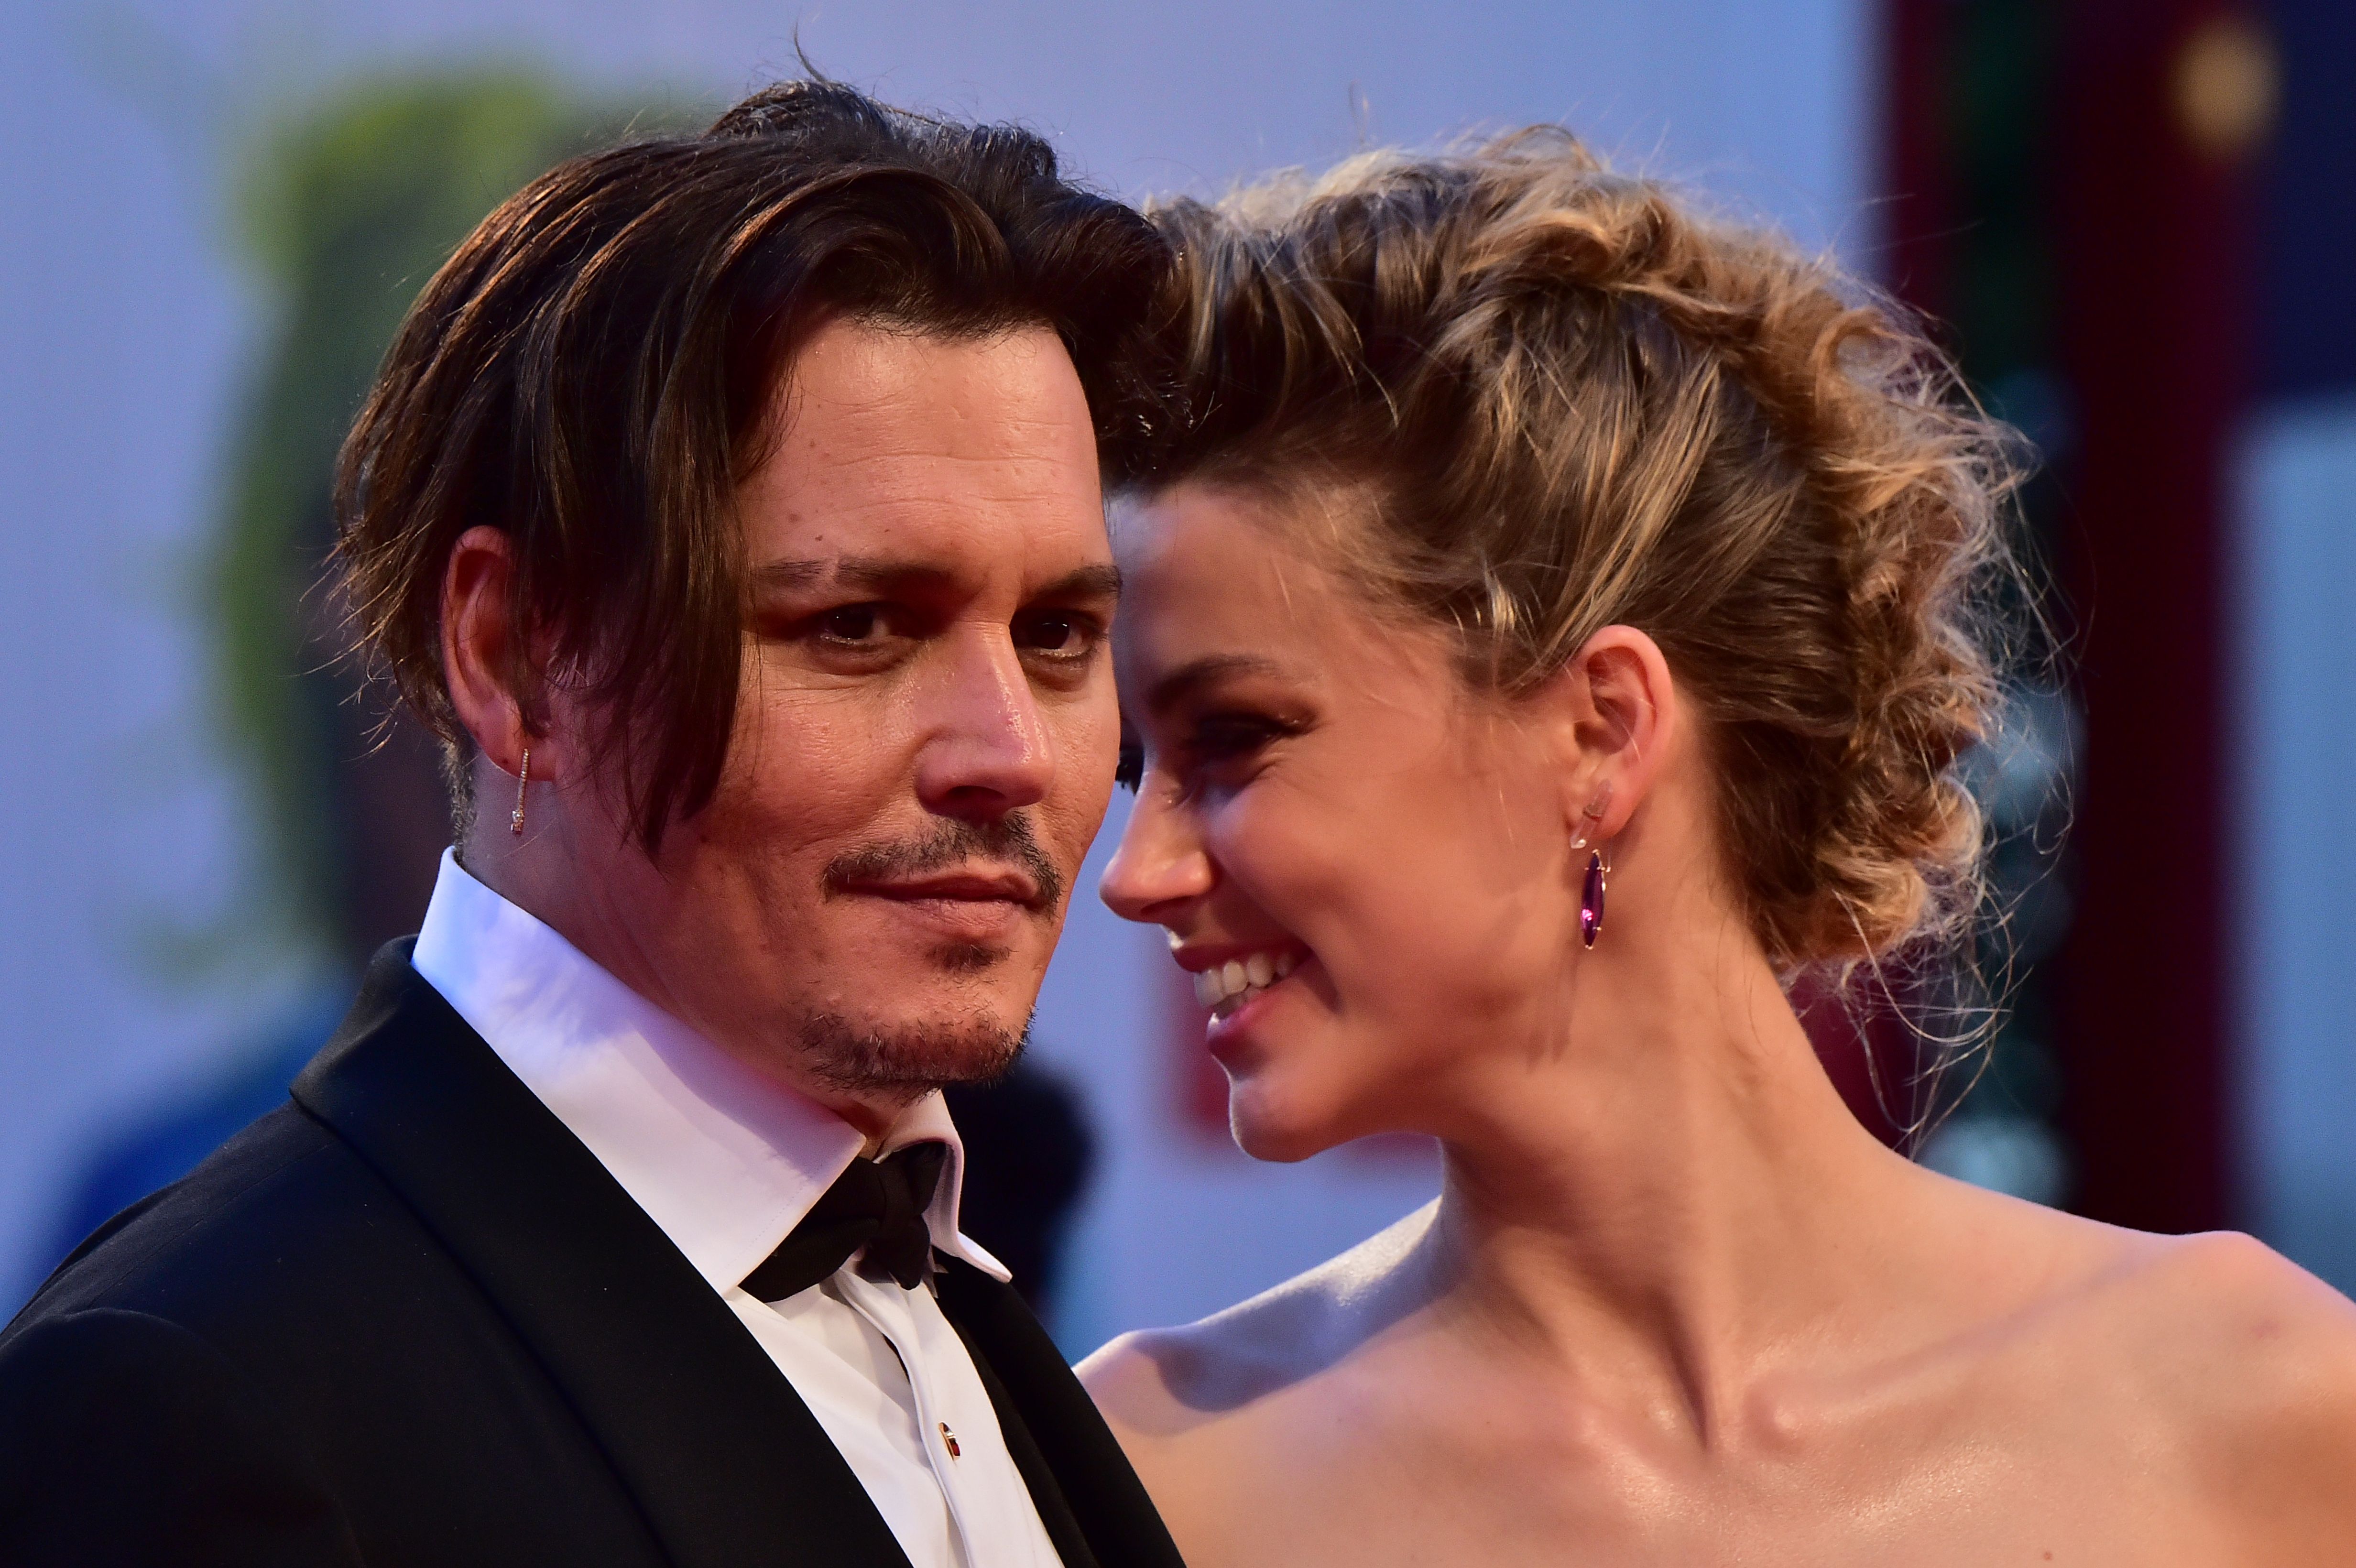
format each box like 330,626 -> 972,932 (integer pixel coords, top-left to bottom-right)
1116,738 -> 1145,792
1191,712 -> 1298,763
816,605 -> 887,644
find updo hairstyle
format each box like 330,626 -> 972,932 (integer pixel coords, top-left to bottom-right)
1115,131 -> 2025,972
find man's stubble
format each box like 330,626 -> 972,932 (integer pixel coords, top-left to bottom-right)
798,813 -> 1064,1100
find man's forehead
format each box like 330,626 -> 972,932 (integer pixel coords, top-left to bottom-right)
774,322 -> 1093,466
739,332 -> 1111,601
742,449 -> 1113,591
752,553 -> 1121,600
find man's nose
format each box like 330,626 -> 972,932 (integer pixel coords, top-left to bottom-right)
1099,783 -> 1214,925
912,630 -> 1056,823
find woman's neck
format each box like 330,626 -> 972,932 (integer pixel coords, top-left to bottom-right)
1420,898 -> 1923,1448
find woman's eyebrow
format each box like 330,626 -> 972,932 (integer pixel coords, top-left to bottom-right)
1145,653 -> 1284,715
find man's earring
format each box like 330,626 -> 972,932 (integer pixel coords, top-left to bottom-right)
510,747 -> 531,837
1570,785 -> 1613,949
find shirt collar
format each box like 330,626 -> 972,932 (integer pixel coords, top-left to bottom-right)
410,849 -> 1010,1294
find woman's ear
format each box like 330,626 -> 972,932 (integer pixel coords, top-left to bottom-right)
1549,624 -> 1677,841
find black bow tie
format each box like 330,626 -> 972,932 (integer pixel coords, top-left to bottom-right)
741,1141 -> 949,1302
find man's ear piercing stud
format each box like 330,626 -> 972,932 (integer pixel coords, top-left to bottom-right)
510,747 -> 531,836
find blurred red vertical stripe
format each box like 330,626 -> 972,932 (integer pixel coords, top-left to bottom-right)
1879,0 -> 2255,1225
2050,0 -> 2254,1233
1881,0 -> 1957,327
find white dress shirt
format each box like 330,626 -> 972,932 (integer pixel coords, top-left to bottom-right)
411,850 -> 1063,1568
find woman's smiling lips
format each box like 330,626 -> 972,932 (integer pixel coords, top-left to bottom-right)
1172,940 -> 1314,1048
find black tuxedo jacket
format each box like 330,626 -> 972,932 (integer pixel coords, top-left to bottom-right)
0,942 -> 1184,1568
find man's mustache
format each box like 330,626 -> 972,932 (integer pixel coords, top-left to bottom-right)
822,816 -> 1067,914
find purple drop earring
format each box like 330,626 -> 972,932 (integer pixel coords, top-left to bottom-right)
1570,786 -> 1613,950
1580,849 -> 1609,948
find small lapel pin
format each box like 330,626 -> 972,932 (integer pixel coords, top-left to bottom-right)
938,1421 -> 961,1459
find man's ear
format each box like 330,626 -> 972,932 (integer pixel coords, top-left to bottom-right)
441,525 -> 540,780
1546,624 -> 1677,841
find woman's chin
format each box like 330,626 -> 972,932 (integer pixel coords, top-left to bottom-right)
1226,1079 -> 1357,1164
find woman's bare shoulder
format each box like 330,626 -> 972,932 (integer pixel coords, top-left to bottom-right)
1079,1199 -> 1441,1441
2050,1225 -> 2356,1546
2075,1227 -> 2356,1393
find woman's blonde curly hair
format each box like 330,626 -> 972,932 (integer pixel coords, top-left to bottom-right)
1114,129 -> 2029,973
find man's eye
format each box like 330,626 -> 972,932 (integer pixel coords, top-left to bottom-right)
1014,612 -> 1095,658
815,605 -> 887,644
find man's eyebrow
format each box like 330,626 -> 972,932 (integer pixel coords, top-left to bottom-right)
1035,563 -> 1123,601
1145,653 -> 1284,714
751,556 -> 957,594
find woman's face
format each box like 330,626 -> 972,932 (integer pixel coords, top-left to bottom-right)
1101,482 -> 1589,1160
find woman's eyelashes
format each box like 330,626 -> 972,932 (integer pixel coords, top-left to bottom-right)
1129,708 -> 1306,792
1191,709 -> 1304,763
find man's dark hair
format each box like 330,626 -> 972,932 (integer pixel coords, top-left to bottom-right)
334,81 -> 1171,849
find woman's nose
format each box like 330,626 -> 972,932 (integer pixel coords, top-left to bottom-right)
1099,783 -> 1215,924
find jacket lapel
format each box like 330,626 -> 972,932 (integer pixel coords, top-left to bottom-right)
935,1261 -> 1187,1568
293,941 -> 913,1568
941,1309 -> 1099,1568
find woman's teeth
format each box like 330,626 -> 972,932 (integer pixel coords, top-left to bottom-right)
1192,950 -> 1300,1017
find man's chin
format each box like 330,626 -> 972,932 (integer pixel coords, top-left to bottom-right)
794,1005 -> 1028,1100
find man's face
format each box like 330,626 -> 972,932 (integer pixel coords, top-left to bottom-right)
564,320 -> 1117,1115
